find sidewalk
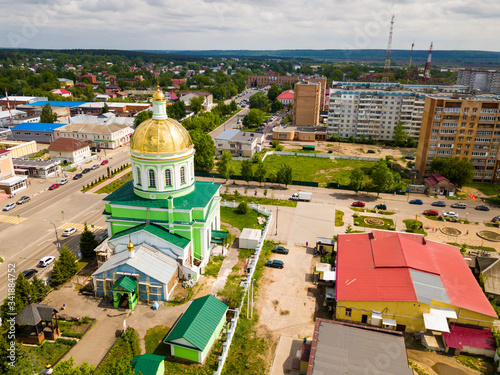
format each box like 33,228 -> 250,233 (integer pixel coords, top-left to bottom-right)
85,167 -> 131,194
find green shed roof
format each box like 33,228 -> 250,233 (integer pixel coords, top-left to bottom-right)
110,223 -> 190,249
112,276 -> 137,293
103,180 -> 220,210
164,294 -> 228,351
131,353 -> 165,375
211,230 -> 228,239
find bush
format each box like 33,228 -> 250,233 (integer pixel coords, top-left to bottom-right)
56,338 -> 77,346
353,213 -> 360,218
61,331 -> 83,339
236,202 -> 248,215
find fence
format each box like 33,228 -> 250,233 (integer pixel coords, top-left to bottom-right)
263,150 -> 381,162
213,204 -> 273,375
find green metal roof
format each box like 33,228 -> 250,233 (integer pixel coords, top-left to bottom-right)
131,353 -> 165,375
110,223 -> 190,249
164,294 -> 228,351
112,276 -> 137,293
211,230 -> 228,239
103,180 -> 220,210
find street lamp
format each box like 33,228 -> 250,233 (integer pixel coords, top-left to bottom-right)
44,219 -> 60,249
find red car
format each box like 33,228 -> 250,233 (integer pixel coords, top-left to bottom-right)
352,201 -> 365,207
492,215 -> 500,222
101,160 -> 109,165
423,209 -> 439,216
48,184 -> 60,190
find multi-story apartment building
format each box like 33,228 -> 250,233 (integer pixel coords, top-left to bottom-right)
327,82 -> 469,141
293,80 -> 322,126
246,74 -> 299,87
415,95 -> 500,181
457,69 -> 500,94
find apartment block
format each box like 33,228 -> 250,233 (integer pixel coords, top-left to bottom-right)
327,82 -> 469,141
293,81 -> 321,126
246,74 -> 299,87
457,69 -> 500,94
415,95 -> 500,181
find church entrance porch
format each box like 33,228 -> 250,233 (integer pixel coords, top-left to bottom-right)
112,276 -> 138,310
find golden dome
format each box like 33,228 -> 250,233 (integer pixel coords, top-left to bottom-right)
152,83 -> 165,101
127,235 -> 135,252
130,118 -> 193,154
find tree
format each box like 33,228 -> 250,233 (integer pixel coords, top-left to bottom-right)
134,110 -> 152,127
271,100 -> 284,113
83,85 -> 95,101
241,159 -> 253,184
53,358 -> 94,375
277,164 -> 293,187
430,157 -> 474,188
189,129 -> 215,172
100,103 -> 109,114
254,158 -> 267,186
189,96 -> 205,114
281,82 -> 293,91
243,108 -> 265,128
51,246 -> 78,287
349,167 -> 365,194
267,83 -> 280,102
218,150 -> 233,181
167,101 -> 186,120
371,162 -> 394,196
30,275 -> 50,303
229,100 -> 238,112
40,103 -> 57,123
249,92 -> 269,111
236,202 -> 248,215
393,122 -> 409,147
80,223 -> 98,258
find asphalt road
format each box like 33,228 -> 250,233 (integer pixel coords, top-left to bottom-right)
0,147 -> 131,300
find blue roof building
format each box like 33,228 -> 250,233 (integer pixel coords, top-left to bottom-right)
29,101 -> 87,108
11,122 -> 66,144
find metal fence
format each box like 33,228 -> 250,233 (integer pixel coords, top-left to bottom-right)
264,150 -> 381,162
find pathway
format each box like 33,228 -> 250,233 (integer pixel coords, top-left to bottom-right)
85,167 -> 131,194
210,224 -> 241,295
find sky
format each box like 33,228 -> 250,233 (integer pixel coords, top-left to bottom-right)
1,0 -> 500,51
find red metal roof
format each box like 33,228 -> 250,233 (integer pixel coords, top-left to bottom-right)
336,231 -> 497,317
425,173 -> 450,186
277,90 -> 294,100
443,324 -> 496,351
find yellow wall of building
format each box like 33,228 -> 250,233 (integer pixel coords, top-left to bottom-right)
0,141 -> 37,158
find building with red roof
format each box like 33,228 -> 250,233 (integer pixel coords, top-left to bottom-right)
443,324 -> 496,357
424,173 -> 457,196
277,90 -> 294,105
335,230 -> 496,333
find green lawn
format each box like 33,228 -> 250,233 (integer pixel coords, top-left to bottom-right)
221,193 -> 297,207
351,207 -> 395,215
95,171 -> 133,194
21,339 -> 76,372
403,219 -> 426,235
468,182 -> 500,196
203,256 -> 225,278
335,210 -> 344,226
220,206 -> 265,231
447,242 -> 496,252
353,215 -> 394,230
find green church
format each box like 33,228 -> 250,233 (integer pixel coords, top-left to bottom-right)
91,86 -> 221,304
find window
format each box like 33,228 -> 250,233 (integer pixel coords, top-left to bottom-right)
148,169 -> 156,188
180,166 -> 186,184
136,167 -> 141,185
165,169 -> 172,186
345,308 -> 352,318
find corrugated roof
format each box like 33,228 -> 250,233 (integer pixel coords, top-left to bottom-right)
12,122 -> 66,132
131,353 -> 165,375
336,230 -> 496,318
30,100 -> 86,107
277,90 -> 294,100
164,294 -> 227,351
443,324 -> 496,351
215,129 -> 239,141
110,223 -> 190,249
113,275 -> 137,292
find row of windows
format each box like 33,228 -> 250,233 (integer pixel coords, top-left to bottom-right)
137,167 -> 186,188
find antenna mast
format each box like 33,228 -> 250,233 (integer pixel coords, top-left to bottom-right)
384,14 -> 395,72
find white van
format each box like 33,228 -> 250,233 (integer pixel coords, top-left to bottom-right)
38,256 -> 55,267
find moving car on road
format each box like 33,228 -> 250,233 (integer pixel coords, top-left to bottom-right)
73,173 -> 83,180
423,209 -> 439,216
38,256 -> 55,267
101,160 -> 109,165
272,246 -> 289,255
475,205 -> 490,211
451,203 -> 467,209
48,183 -> 60,190
431,201 -> 446,207
3,202 -> 16,211
17,196 -> 30,204
352,201 -> 365,207
22,269 -> 38,280
60,178 -> 69,185
62,227 -> 77,237
375,204 -> 386,210
265,260 -> 284,269
91,164 -> 100,170
82,168 -> 91,174
492,215 -> 500,222
443,211 -> 458,218
409,199 -> 423,205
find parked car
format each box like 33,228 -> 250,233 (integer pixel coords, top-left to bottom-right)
431,201 -> 446,207
423,209 -> 439,216
265,260 -> 284,269
91,164 -> 100,170
367,149 -> 376,154
352,201 -> 365,207
3,202 -> 16,211
101,160 -> 109,165
62,227 -> 77,237
82,168 -> 91,174
405,156 -> 415,160
60,178 -> 69,185
38,256 -> 55,267
272,246 -> 289,255
48,183 -> 60,190
73,173 -> 83,180
451,203 -> 467,209
375,204 -> 386,210
443,211 -> 458,218
22,269 -> 38,280
17,196 -> 30,204
492,215 -> 500,222
475,205 -> 490,211
409,199 -> 423,205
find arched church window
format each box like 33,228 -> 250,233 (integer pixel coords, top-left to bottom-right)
165,169 -> 172,187
136,167 -> 141,185
180,166 -> 186,184
148,169 -> 156,188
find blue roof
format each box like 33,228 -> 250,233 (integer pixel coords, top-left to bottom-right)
12,122 -> 66,131
30,100 -> 87,108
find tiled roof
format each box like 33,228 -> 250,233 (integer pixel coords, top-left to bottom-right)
104,180 -> 220,210
110,223 -> 190,249
443,324 -> 496,351
425,173 -> 452,186
277,90 -> 294,100
47,137 -> 89,152
164,295 -> 227,351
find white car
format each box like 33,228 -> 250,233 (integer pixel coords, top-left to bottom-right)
60,178 -> 69,185
38,256 -> 56,267
62,227 -> 77,237
3,202 -> 16,211
443,211 -> 458,218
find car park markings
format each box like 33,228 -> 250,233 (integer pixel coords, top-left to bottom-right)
59,222 -> 104,232
0,214 -> 27,224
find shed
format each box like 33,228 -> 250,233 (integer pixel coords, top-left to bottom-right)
302,144 -> 315,151
316,237 -> 335,253
239,228 -> 262,249
164,295 -> 228,363
131,353 -> 165,375
443,324 -> 496,357
15,303 -> 60,344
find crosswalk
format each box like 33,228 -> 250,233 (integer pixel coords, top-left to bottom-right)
0,214 -> 27,225
59,222 -> 105,233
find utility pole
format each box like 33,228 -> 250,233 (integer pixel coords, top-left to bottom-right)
275,207 -> 278,235
384,14 -> 395,73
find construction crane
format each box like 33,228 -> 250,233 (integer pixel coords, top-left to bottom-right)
384,14 -> 395,72
423,42 -> 433,84
407,41 -> 415,82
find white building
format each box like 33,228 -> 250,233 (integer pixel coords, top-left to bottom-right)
179,92 -> 214,111
47,138 -> 91,165
0,110 -> 29,126
214,129 -> 264,157
54,113 -> 133,149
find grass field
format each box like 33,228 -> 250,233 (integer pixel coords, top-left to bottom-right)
335,210 -> 344,226
353,215 -> 394,230
95,171 -> 133,194
468,182 -> 500,196
220,206 -> 264,231
221,193 -> 297,207
22,339 -> 76,372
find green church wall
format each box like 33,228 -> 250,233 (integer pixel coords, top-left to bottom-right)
193,229 -> 201,259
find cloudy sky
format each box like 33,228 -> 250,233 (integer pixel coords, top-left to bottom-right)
1,0 -> 499,51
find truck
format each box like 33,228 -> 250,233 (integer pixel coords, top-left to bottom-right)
289,192 -> 312,202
